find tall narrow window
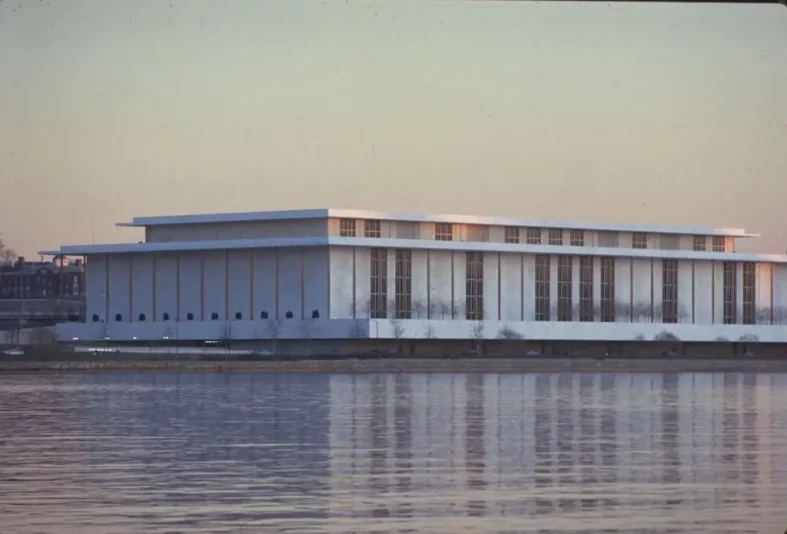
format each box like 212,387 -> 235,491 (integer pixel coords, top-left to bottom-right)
370,248 -> 388,318
395,250 -> 412,319
662,259 -> 678,323
723,262 -> 736,324
339,218 -> 357,237
693,236 -> 707,251
526,228 -> 542,245
548,229 -> 563,246
364,219 -> 381,238
742,263 -> 756,325
570,230 -> 585,247
601,258 -> 615,322
557,256 -> 572,321
713,236 -> 725,252
435,223 -> 453,241
579,257 -> 594,322
632,233 -> 648,249
504,226 -> 520,244
465,252 -> 484,321
535,255 -> 550,321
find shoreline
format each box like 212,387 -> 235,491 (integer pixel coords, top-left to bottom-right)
3,357 -> 787,374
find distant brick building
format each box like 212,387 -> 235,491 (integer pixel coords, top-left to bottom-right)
0,257 -> 85,299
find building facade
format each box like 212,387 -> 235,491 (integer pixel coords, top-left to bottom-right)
0,257 -> 85,300
42,208 -> 787,344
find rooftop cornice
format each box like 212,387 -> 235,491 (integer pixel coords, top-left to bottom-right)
38,236 -> 787,263
114,208 -> 756,238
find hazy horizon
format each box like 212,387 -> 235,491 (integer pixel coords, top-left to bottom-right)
1,0 -> 786,258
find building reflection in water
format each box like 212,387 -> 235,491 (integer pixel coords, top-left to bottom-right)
465,373 -> 485,517
2,372 -> 787,533
327,372 -> 787,533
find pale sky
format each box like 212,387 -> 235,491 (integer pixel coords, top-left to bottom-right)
1,0 -> 786,258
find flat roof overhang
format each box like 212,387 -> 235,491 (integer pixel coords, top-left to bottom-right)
39,236 -> 787,264
113,208 -> 758,239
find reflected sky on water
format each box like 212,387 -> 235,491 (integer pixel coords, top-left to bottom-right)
1,372 -> 786,533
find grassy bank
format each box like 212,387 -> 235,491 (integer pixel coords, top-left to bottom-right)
3,355 -> 787,374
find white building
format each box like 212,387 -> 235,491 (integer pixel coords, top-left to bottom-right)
41,208 -> 787,345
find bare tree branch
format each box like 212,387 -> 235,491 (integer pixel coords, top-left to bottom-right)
0,236 -> 17,262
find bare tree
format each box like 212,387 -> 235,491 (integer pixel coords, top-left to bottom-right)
471,321 -> 485,355
428,300 -> 439,319
412,300 -> 427,319
738,334 -> 760,343
632,302 -> 652,323
390,317 -> 406,340
616,302 -> 632,323
353,298 -> 374,319
678,306 -> 690,324
452,301 -> 465,320
383,300 -> 406,352
497,325 -> 523,340
756,308 -> 772,325
652,304 -> 664,324
0,236 -> 16,262
423,323 -> 436,339
162,325 -> 174,354
437,300 -> 452,320
218,321 -> 232,358
266,318 -> 283,355
773,307 -> 787,325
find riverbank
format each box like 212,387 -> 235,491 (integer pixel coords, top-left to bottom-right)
3,357 -> 787,374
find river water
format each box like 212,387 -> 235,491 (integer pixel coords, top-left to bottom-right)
1,372 -> 786,533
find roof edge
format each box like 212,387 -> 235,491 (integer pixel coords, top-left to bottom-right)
106,207 -> 759,237
39,236 -> 331,256
117,208 -> 331,227
39,237 -> 787,263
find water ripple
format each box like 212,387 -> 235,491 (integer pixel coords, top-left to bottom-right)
1,372 -> 786,533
